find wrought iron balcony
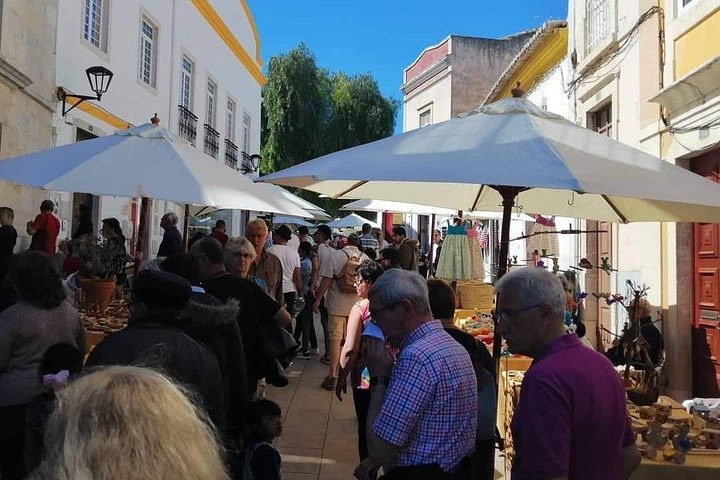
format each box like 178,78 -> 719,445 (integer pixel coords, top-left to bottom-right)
224,139 -> 239,169
203,124 -> 220,159
178,105 -> 198,146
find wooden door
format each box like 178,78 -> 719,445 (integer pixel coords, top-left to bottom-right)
692,150 -> 720,397
598,220 -> 613,350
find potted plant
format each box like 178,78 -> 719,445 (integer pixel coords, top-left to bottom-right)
73,235 -> 126,308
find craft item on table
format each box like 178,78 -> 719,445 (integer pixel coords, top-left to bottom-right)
466,224 -> 485,280
527,215 -> 559,257
436,220 -> 471,280
579,257 -> 593,269
564,311 -> 577,334
551,257 -> 559,274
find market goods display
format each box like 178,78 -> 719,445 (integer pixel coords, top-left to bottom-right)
78,299 -> 129,352
629,399 -> 720,465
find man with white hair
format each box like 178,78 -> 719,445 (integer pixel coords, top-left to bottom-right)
494,268 -> 640,480
355,269 -> 477,479
157,212 -> 183,258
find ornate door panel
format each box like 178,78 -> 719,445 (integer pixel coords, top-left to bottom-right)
692,150 -> 720,397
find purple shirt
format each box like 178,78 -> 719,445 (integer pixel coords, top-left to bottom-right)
374,320 -> 477,472
511,334 -> 634,480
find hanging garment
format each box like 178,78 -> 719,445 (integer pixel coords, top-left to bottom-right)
436,224 -> 471,280
479,228 -> 489,249
466,227 -> 485,280
527,215 -> 559,257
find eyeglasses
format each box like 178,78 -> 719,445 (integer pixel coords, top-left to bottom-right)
492,302 -> 545,324
354,278 -> 367,287
369,301 -> 401,321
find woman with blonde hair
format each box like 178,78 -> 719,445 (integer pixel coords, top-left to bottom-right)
29,366 -> 229,480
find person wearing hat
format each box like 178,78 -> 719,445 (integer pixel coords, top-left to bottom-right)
85,270 -> 225,432
268,225 -> 302,325
313,231 -> 368,390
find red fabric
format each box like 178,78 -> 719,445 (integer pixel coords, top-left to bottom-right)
209,230 -> 229,247
63,257 -> 84,276
32,213 -> 60,255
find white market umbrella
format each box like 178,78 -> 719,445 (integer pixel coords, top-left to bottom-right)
341,199 -> 457,215
325,213 -> 379,230
260,97 -> 720,225
260,95 -> 720,365
0,123 -> 311,218
271,215 -> 315,227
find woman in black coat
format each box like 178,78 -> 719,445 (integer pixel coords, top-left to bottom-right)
0,207 -> 18,281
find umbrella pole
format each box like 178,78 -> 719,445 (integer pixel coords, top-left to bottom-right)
183,204 -> 190,251
133,197 -> 150,279
428,213 -> 436,278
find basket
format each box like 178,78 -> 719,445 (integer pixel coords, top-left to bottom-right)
456,281 -> 495,313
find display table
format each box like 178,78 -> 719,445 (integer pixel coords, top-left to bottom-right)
79,301 -> 129,353
631,454 -> 720,480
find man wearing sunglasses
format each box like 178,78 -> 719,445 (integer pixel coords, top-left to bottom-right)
494,268 -> 640,480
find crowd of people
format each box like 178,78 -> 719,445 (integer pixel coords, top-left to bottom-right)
0,210 -> 647,480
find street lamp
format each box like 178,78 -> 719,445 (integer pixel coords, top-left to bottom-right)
240,153 -> 262,174
57,66 -> 114,116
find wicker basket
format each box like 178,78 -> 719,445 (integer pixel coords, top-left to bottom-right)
456,281 -> 495,313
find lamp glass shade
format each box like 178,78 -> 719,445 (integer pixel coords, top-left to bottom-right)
86,66 -> 113,97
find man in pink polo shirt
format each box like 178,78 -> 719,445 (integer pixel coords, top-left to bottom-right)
494,268 -> 640,480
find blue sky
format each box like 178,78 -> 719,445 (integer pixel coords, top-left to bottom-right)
247,0 -> 568,132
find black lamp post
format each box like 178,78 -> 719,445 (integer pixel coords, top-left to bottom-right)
57,66 -> 114,116
240,153 -> 262,174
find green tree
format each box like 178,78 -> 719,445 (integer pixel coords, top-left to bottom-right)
260,43 -> 329,174
261,43 -> 399,215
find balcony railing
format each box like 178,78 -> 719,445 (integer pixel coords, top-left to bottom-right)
585,0 -> 611,53
224,139 -> 239,169
178,105 -> 198,146
203,124 -> 220,159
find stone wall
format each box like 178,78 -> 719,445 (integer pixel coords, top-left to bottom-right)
450,32 -> 536,116
0,0 -> 63,252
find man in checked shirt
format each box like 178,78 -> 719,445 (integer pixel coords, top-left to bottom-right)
354,269 -> 477,480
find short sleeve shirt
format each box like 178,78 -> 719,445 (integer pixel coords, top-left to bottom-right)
320,246 -> 367,317
32,213 -> 60,255
511,334 -> 635,480
314,242 -> 334,289
267,244 -> 301,294
248,250 -> 284,305
374,320 -> 477,472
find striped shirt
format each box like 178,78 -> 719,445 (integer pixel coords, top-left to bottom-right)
359,233 -> 379,251
373,320 -> 477,472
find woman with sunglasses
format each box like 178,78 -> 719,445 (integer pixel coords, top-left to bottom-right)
335,260 -> 385,475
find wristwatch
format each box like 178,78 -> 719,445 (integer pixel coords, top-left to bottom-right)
370,376 -> 390,388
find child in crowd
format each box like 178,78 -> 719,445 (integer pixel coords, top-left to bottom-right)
24,343 -> 83,472
242,399 -> 283,480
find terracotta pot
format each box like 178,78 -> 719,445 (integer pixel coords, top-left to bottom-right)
77,277 -> 116,309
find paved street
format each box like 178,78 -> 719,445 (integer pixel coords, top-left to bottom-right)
265,351 -> 360,480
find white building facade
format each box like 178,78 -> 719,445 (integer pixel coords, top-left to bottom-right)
54,0 -> 263,257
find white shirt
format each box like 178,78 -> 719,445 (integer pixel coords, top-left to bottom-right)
315,242 -> 335,289
320,246 -> 368,317
287,233 -> 300,253
267,244 -> 301,293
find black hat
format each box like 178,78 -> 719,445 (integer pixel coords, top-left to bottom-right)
315,225 -> 332,239
274,224 -> 292,241
131,270 -> 191,309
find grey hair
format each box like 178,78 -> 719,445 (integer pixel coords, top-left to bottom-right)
368,269 -> 432,316
494,268 -> 566,318
163,212 -> 179,226
224,237 -> 256,275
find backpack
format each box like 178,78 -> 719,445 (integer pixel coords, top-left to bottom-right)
336,249 -> 362,293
